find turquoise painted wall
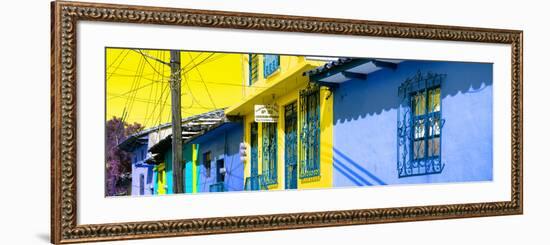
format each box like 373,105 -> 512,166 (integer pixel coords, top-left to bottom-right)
164,145 -> 200,194
184,145 -> 194,193
152,168 -> 158,194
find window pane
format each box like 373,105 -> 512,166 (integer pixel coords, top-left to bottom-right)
429,88 -> 441,113
299,87 -> 321,178
249,54 -> 258,84
263,54 -> 280,78
428,137 -> 440,157
413,92 -> 426,116
414,140 -> 425,159
414,119 -> 425,139
428,117 -> 441,136
262,122 -> 278,183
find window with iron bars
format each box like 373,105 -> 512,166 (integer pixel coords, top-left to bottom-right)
411,87 -> 442,162
249,54 -> 258,85
397,71 -> 445,178
262,122 -> 278,185
299,85 -> 321,178
263,54 -> 280,78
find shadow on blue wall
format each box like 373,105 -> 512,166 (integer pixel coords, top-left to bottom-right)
333,148 -> 387,186
333,60 -> 493,123
331,60 -> 493,186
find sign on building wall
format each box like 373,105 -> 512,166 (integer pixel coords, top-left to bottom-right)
255,104 -> 279,123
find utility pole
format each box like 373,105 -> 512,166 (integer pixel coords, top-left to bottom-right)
170,50 -> 184,194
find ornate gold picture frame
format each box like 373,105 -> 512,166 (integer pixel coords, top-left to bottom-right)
51,1 -> 523,243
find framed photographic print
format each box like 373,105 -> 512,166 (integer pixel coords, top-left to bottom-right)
51,0 -> 523,243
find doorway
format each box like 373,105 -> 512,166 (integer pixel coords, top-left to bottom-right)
284,102 -> 298,189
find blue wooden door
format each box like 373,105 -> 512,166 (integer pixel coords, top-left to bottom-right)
284,102 -> 298,189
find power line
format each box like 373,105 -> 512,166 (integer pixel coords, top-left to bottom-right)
108,50 -> 261,129
181,72 -> 212,109
106,49 -> 131,82
134,49 -> 170,65
107,79 -> 166,100
186,52 -> 217,109
107,75 -> 286,98
180,52 -> 204,71
180,53 -> 215,76
144,50 -> 163,126
122,54 -> 146,124
106,72 -> 168,79
107,92 -> 217,110
156,52 -> 171,128
107,49 -> 126,69
135,49 -> 171,79
147,52 -> 171,128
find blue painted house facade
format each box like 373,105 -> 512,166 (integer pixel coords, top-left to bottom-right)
189,122 -> 244,193
145,109 -> 245,194
307,58 -> 493,187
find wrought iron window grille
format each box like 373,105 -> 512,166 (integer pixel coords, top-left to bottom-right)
284,102 -> 298,189
397,71 -> 446,178
250,122 -> 259,176
209,182 -> 225,192
249,54 -> 259,85
245,122 -> 270,191
244,174 -> 269,191
262,122 -> 278,185
398,71 -> 445,97
299,84 -> 321,178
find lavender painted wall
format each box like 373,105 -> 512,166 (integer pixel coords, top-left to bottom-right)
130,143 -> 155,196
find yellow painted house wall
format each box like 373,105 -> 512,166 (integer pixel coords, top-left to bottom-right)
154,163 -> 167,195
300,87 -> 333,189
243,55 -> 308,98
243,115 -> 255,181
239,55 -> 333,190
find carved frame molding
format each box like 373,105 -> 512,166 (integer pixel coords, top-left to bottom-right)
51,1 -> 523,243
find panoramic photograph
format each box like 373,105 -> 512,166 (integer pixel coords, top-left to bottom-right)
105,48 -> 493,197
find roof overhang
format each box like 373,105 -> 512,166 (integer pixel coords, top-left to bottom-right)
304,58 -> 401,87
117,135 -> 148,152
117,109 -> 226,152
144,154 -> 164,165
148,111 -> 230,154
